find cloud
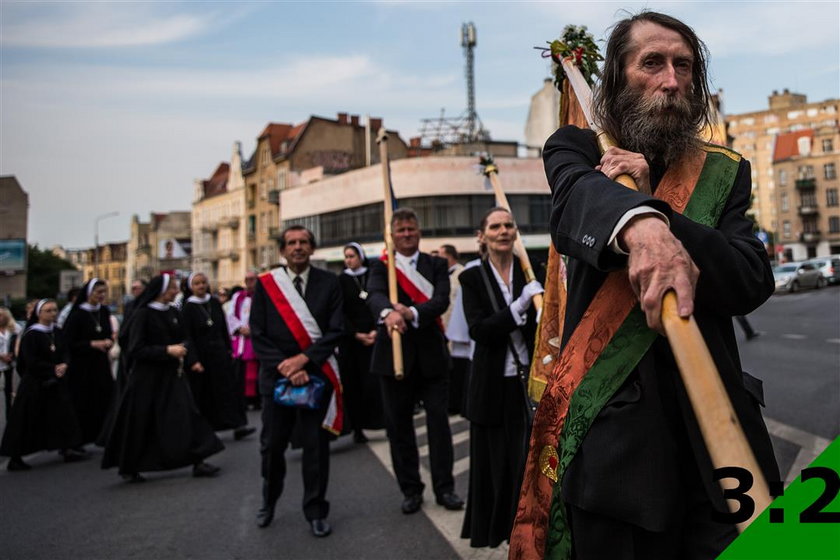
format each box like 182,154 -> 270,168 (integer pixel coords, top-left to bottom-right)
0,3 -> 220,48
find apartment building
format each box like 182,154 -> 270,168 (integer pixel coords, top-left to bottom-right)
242,113 -> 408,270
727,90 -> 839,234
772,127 -> 840,260
126,211 -> 192,286
192,143 -> 248,288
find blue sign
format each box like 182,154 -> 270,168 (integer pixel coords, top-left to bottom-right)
0,239 -> 26,272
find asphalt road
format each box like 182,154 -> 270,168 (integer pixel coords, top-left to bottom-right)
0,285 -> 836,559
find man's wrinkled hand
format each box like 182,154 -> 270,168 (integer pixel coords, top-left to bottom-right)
620,216 -> 699,333
597,147 -> 651,194
278,353 -> 309,377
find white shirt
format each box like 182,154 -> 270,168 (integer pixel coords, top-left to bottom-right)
394,251 -> 420,328
285,266 -> 311,296
488,263 -> 529,378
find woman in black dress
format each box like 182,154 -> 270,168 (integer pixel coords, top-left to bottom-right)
338,243 -> 383,443
1,299 -> 85,470
101,274 -> 223,482
459,207 -> 541,548
181,272 -> 254,440
63,278 -> 115,446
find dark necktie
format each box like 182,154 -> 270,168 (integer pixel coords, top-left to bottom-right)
293,276 -> 303,297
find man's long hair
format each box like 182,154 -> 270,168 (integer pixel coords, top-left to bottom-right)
593,11 -> 714,148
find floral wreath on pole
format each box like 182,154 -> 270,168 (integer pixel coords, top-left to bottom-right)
535,25 -> 602,90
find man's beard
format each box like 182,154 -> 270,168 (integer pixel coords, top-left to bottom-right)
613,87 -> 704,166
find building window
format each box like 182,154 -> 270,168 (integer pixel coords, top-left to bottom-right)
781,192 -> 788,212
825,163 -> 837,180
778,169 -> 787,186
783,221 -> 791,239
797,165 -> 814,179
830,216 -> 840,234
827,189 -> 839,208
823,138 -> 834,153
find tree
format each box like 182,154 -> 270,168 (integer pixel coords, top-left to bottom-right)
26,245 -> 76,299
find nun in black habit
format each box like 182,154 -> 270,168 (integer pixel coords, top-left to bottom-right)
1,299 -> 85,470
62,278 -> 116,445
100,274 -> 224,482
181,272 -> 254,440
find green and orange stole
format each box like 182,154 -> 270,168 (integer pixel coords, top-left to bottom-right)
508,144 -> 742,560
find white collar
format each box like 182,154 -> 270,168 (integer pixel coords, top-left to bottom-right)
80,302 -> 101,312
343,266 -> 368,277
187,294 -> 212,304
395,251 -> 420,265
148,301 -> 171,311
27,323 -> 54,334
285,266 -> 310,282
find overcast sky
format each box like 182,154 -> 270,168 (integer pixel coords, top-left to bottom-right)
1,1 -> 838,249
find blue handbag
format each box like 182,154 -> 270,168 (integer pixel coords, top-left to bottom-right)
273,376 -> 326,409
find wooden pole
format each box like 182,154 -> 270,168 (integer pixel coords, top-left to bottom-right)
560,57 -> 771,530
376,128 -> 404,380
483,163 -> 544,312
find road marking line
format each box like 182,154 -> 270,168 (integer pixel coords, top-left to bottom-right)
780,334 -> 807,340
368,414 -> 502,560
826,338 -> 840,344
763,416 -> 832,484
419,430 -> 470,457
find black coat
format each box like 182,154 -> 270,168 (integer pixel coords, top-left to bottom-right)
182,298 -> 243,430
545,126 -> 779,531
63,305 -> 115,444
101,306 -> 223,473
459,259 -> 537,426
0,328 -> 82,457
366,254 -> 451,378
250,266 -> 344,400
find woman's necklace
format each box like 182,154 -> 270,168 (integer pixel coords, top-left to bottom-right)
89,310 -> 103,333
353,273 -> 368,300
48,331 -> 56,353
196,302 -> 214,327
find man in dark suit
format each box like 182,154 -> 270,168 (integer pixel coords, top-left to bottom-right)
250,225 -> 343,537
367,208 -> 464,514
511,11 -> 779,559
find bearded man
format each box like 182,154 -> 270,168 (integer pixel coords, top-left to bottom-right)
512,11 -> 780,560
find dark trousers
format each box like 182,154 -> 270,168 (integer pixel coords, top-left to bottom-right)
260,396 -> 330,520
380,373 -> 454,498
448,357 -> 470,415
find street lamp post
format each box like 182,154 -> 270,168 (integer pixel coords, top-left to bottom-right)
94,211 -> 119,278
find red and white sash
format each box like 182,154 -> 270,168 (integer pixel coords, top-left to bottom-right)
381,254 -> 443,331
259,269 -> 343,434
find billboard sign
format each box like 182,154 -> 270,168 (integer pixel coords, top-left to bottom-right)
158,238 -> 191,259
0,239 -> 26,272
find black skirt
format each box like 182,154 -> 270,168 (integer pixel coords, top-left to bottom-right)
101,361 -> 223,474
0,375 -> 82,457
461,377 -> 530,548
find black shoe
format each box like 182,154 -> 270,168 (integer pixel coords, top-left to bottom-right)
436,492 -> 464,510
256,502 -> 275,528
353,431 -> 369,444
192,462 -> 220,478
401,494 -> 423,514
7,457 -> 31,471
61,449 -> 89,463
309,518 -> 332,537
234,426 -> 256,441
120,472 -> 146,483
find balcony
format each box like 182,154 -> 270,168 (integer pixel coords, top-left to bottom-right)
795,178 -> 816,190
268,189 -> 280,204
223,217 -> 240,229
268,226 -> 280,239
800,231 -> 821,243
201,222 -> 218,233
798,205 -> 819,216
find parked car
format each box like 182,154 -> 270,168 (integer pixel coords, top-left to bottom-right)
773,262 -> 825,293
805,256 -> 840,285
